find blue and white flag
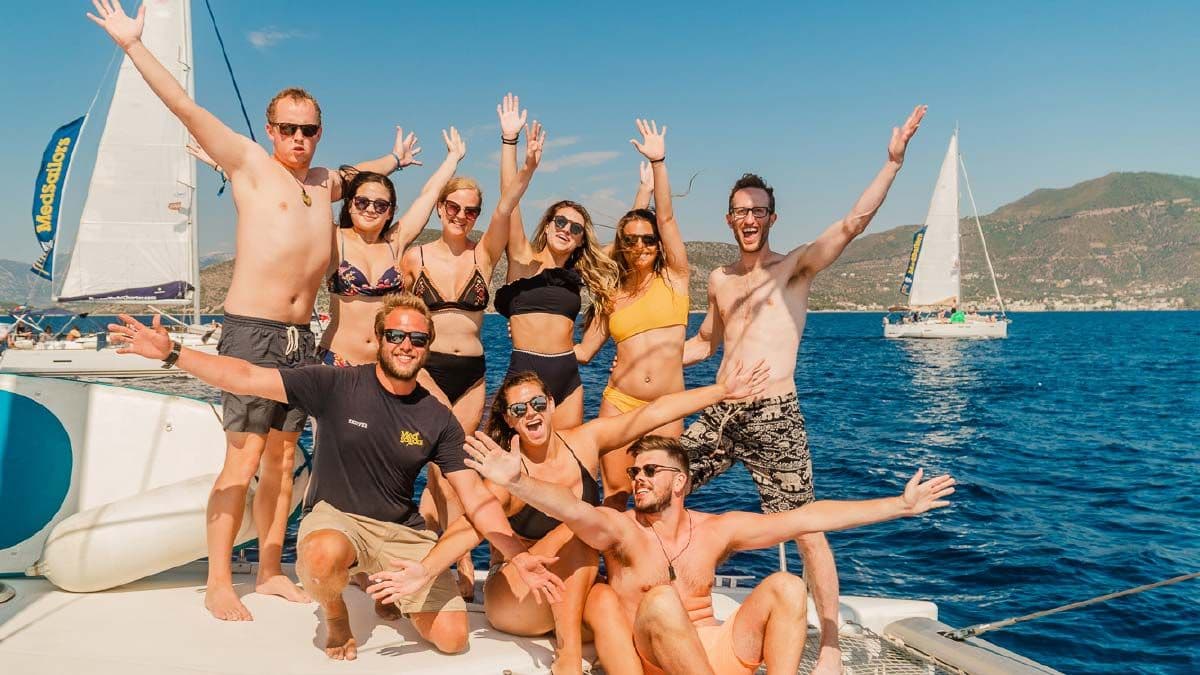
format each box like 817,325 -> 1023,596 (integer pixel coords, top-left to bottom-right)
30,116 -> 86,280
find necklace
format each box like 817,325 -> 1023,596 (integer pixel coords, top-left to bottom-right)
275,158 -> 311,206
648,511 -> 693,582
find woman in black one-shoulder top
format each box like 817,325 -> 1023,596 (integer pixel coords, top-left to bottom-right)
421,364 -> 767,674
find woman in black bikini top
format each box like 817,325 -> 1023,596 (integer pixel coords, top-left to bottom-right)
418,363 -> 768,674
317,128 -> 467,367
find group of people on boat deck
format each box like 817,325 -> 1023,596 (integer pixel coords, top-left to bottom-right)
90,2 -> 956,673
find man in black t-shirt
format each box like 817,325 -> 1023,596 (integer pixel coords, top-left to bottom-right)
111,294 -> 565,661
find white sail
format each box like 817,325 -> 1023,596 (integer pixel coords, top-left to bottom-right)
906,132 -> 961,307
57,0 -> 196,304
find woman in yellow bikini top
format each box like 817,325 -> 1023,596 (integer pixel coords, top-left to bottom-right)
575,119 -> 691,509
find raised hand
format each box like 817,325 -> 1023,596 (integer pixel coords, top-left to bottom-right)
888,105 -> 927,165
185,140 -> 217,170
523,121 -> 546,171
393,126 -> 422,168
510,551 -> 566,605
900,468 -> 956,515
442,126 -> 466,161
366,559 -> 432,605
630,119 -> 667,162
497,92 -> 528,141
639,161 -> 655,191
720,359 -> 770,400
107,314 -> 172,359
86,0 -> 145,49
464,432 -> 524,488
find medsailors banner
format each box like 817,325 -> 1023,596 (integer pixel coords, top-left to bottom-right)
899,227 -> 925,296
30,116 -> 86,280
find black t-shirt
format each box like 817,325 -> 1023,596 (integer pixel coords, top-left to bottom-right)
279,364 -> 466,528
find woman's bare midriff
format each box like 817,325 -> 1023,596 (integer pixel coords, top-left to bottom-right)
509,314 -> 577,354
607,325 -> 686,401
429,310 -> 485,357
321,295 -> 386,365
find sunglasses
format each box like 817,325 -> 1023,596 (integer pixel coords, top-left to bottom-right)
621,233 -> 659,248
271,121 -> 321,138
443,199 -> 482,222
381,329 -> 430,348
506,395 -> 548,417
352,196 -> 393,214
625,464 -> 684,480
552,215 -> 585,237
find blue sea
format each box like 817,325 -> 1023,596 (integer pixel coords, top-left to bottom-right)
64,311 -> 1200,674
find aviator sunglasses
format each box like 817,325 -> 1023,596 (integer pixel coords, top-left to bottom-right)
443,199 -> 482,222
506,395 -> 548,417
551,215 -> 585,236
621,233 -> 659,248
625,464 -> 684,480
271,121 -> 321,138
381,329 -> 430,348
352,196 -> 393,214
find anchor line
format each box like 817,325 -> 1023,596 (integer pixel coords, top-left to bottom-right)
942,571 -> 1200,641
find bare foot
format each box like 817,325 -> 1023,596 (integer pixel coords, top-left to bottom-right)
550,654 -> 585,675
205,584 -> 252,621
811,646 -> 844,675
325,614 -> 358,661
256,573 -> 312,603
456,555 -> 476,602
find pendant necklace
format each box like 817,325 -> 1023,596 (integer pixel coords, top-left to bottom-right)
275,158 -> 312,206
648,510 -> 693,582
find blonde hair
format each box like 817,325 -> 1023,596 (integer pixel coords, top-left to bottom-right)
438,176 -> 484,205
531,201 -> 618,315
373,293 -> 435,342
267,87 -> 322,124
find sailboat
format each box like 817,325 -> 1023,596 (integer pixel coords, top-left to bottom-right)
0,0 -> 217,377
883,130 -> 1009,339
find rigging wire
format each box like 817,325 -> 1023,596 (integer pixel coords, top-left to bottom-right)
202,0 -> 256,195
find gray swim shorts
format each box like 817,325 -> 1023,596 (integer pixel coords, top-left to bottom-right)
679,392 -> 815,513
216,312 -> 317,434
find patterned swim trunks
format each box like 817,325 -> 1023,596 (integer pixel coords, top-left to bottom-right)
678,392 -> 814,513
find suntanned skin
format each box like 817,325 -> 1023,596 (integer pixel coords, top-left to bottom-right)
681,104 -> 926,672
575,120 -> 691,511
108,306 -> 566,660
88,0 -> 419,621
463,435 -> 954,675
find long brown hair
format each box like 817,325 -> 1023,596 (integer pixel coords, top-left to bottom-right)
611,208 -> 667,286
531,200 -> 619,315
484,371 -> 548,449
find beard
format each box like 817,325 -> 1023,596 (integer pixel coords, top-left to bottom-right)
735,229 -> 767,253
633,489 -> 672,514
377,343 -> 424,380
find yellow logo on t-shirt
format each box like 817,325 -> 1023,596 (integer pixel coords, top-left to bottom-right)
399,430 -> 423,446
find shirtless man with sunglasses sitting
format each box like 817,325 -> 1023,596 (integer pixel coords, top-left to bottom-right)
89,0 -> 425,621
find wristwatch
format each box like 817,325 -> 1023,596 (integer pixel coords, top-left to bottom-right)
161,340 -> 182,369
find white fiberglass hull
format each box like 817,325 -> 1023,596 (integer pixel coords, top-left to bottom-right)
0,342 -> 217,377
884,320 -> 1008,339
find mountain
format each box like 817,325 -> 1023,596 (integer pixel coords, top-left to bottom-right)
6,172 -> 1199,312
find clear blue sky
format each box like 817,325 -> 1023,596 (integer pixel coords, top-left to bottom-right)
2,1 -> 1198,266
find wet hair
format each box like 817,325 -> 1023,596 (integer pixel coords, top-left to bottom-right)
628,435 -> 691,478
484,371 -> 548,449
266,87 -> 322,125
437,176 -> 484,205
373,293 -> 434,342
530,200 -> 619,315
337,171 -> 396,230
727,173 -> 775,213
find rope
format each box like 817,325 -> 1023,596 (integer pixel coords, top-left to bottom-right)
943,571 -> 1200,641
202,0 -> 256,196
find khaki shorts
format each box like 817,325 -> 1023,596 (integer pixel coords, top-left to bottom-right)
298,501 -> 466,615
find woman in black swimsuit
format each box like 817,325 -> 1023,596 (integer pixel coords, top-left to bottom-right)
409,363 -> 767,675
318,128 -> 466,366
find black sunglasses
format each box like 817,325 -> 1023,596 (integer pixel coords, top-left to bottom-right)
506,395 -> 548,417
271,121 -> 321,138
352,196 -> 393,214
443,199 -> 482,221
381,329 -> 430,348
552,215 -> 584,236
626,464 -> 684,480
621,233 -> 659,248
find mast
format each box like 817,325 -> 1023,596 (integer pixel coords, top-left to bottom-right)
183,0 -> 200,323
958,150 -> 1007,317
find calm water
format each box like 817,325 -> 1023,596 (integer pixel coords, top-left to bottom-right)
90,311 -> 1200,674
